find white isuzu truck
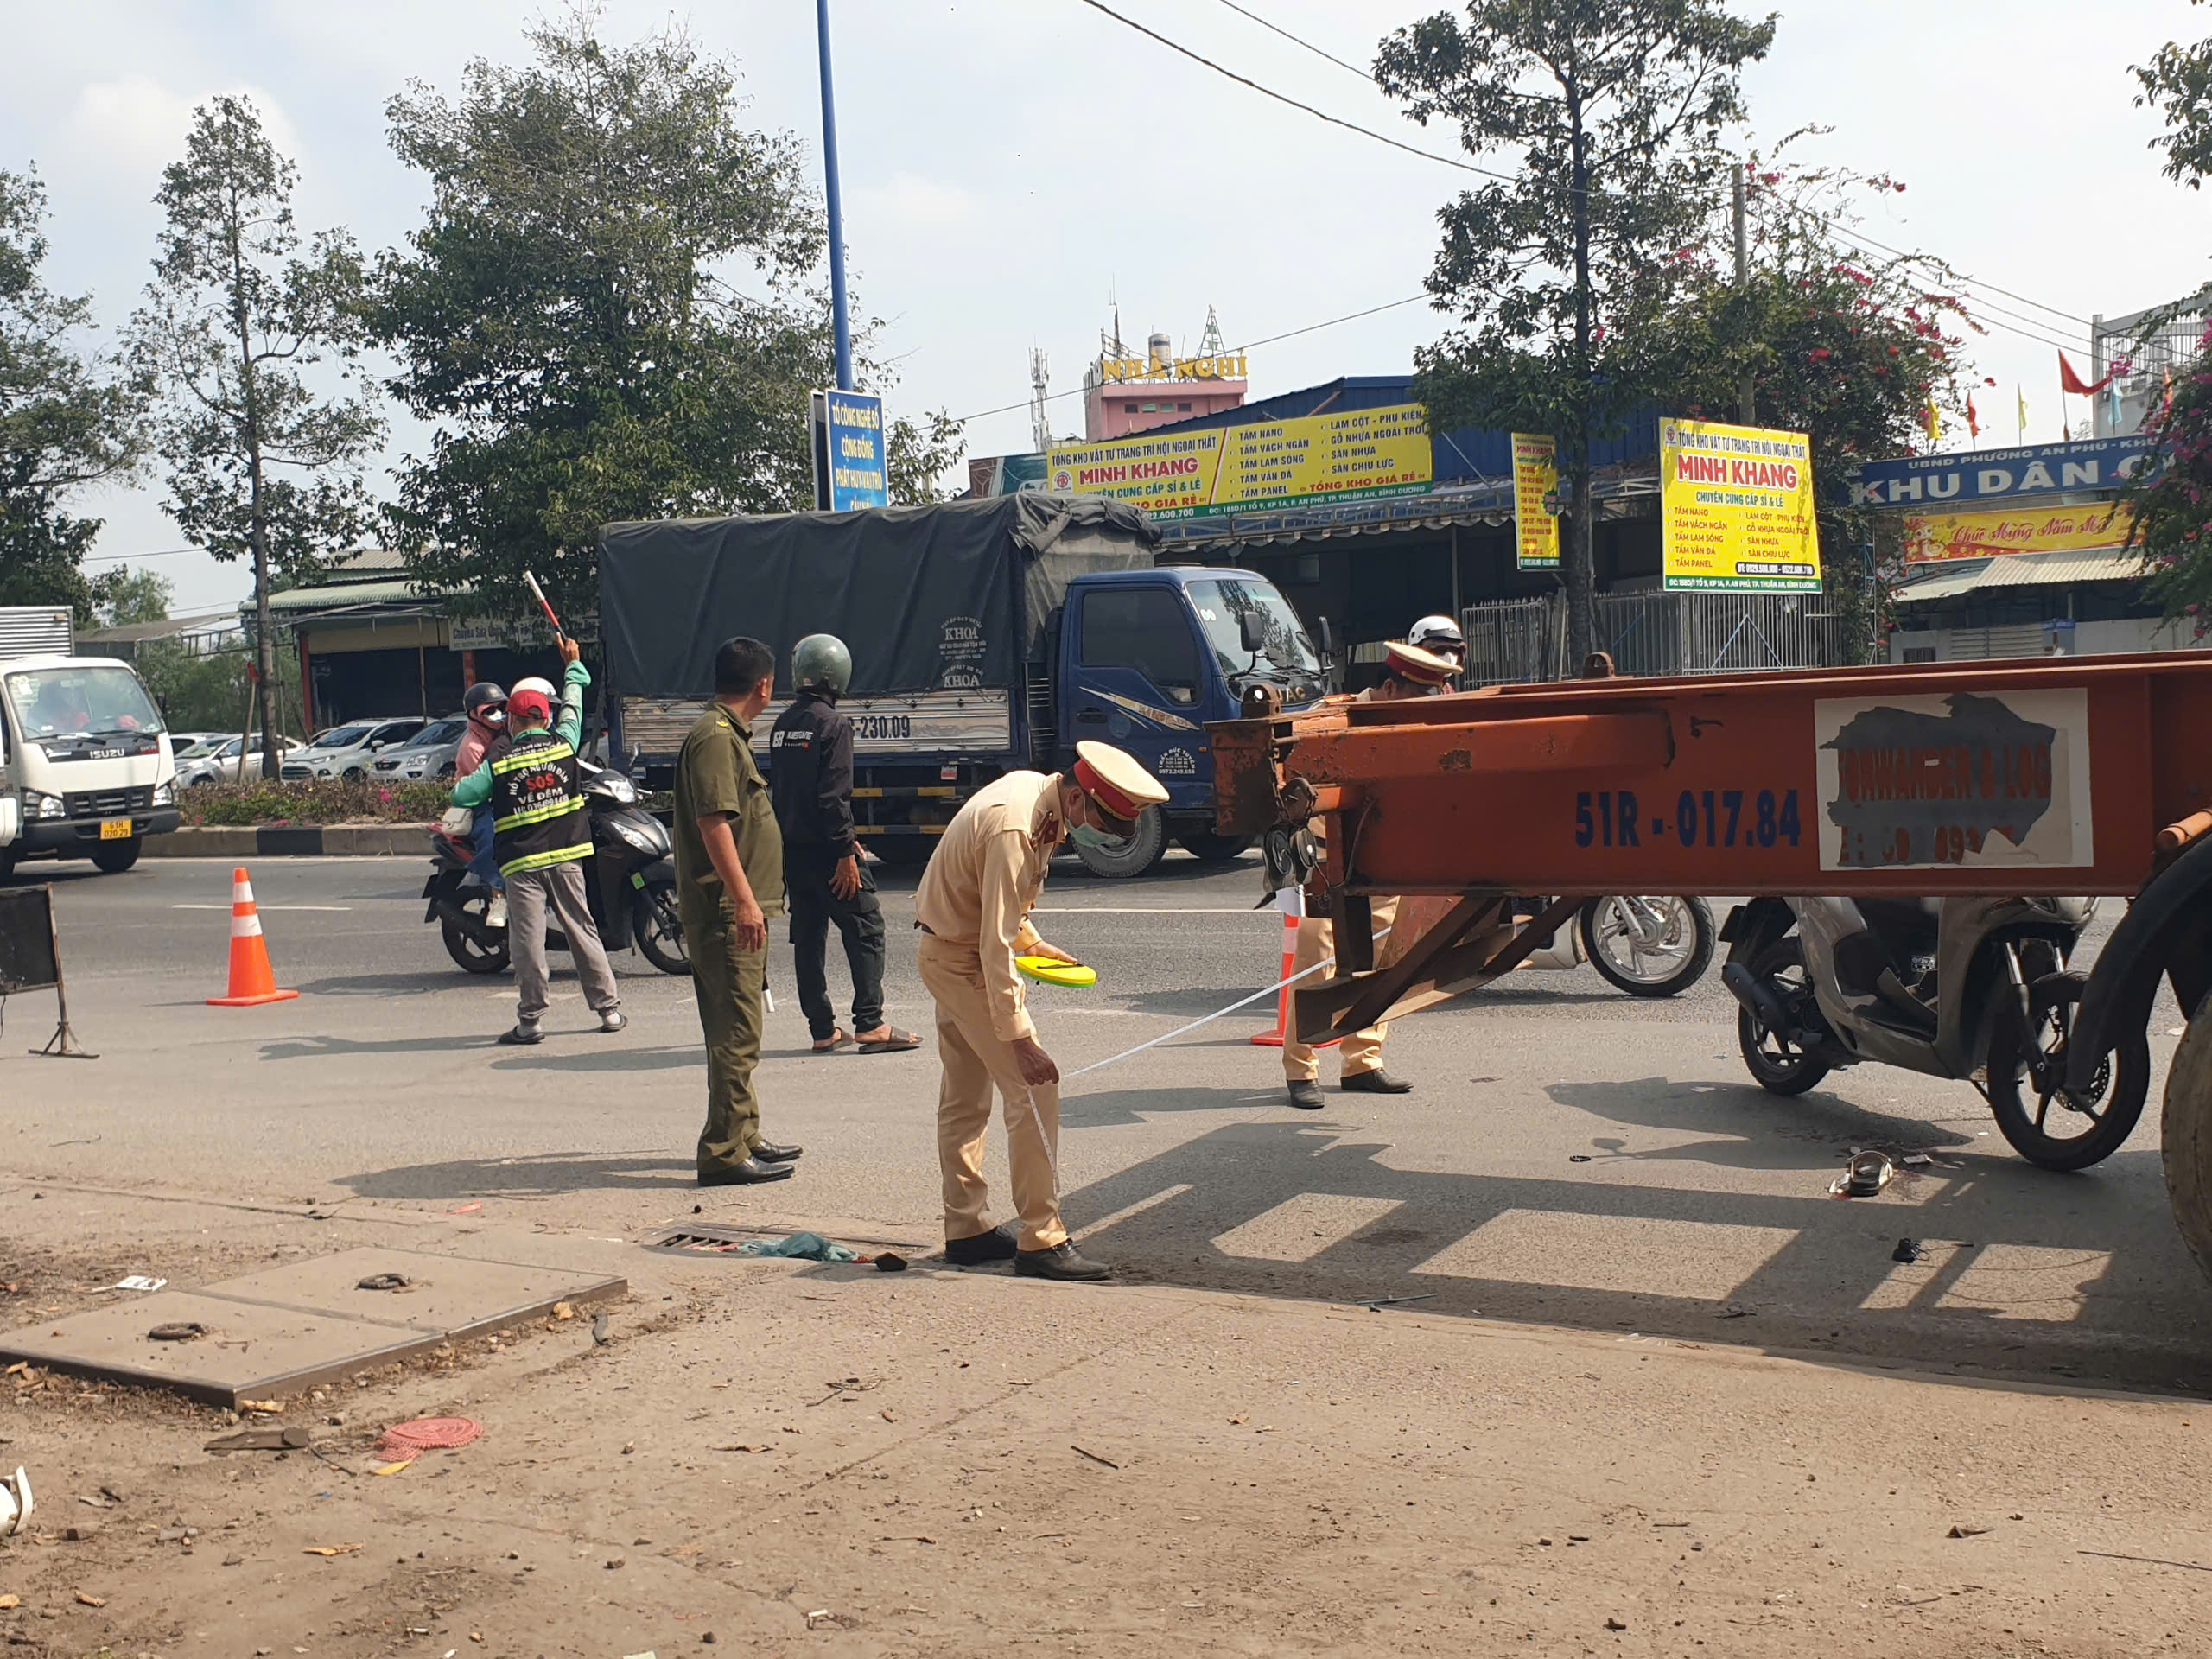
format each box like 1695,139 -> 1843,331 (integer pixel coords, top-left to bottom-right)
0,607 -> 181,878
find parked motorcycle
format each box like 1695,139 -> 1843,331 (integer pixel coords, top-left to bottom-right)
1511,895 -> 1717,998
1719,894 -> 2147,1170
422,761 -> 690,977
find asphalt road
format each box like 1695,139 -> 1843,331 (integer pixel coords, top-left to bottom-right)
9,849 -> 2211,1395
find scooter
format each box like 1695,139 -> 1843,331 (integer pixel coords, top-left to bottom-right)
1719,894 -> 2147,1170
1509,895 -> 1717,998
422,761 -> 690,977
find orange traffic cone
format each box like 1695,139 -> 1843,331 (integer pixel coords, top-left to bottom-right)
207,867 -> 299,1007
1251,888 -> 1339,1050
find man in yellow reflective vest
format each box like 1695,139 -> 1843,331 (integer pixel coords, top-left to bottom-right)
449,637 -> 622,1045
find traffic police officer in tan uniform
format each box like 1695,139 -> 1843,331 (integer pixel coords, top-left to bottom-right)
1281,638 -> 1459,1109
674,636 -> 801,1187
914,740 -> 1167,1281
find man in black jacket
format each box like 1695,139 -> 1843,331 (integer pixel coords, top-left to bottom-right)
770,633 -> 918,1054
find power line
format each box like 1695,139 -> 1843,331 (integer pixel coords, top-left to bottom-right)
1091,0 -> 2094,355
81,547 -> 210,564
1212,0 -> 1373,83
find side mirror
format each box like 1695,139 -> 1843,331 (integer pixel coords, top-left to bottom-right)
1238,611 -> 1268,654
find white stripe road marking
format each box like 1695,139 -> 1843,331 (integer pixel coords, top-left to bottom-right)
171,904 -> 353,911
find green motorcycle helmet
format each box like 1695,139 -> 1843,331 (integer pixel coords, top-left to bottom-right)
792,632 -> 853,696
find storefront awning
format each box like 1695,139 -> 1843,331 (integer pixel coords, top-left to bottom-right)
1895,547 -> 2146,602
1152,473 -> 1658,550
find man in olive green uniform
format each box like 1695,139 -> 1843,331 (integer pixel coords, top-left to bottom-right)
674,636 -> 798,1187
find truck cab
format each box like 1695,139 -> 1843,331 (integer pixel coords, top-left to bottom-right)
0,653 -> 181,878
1052,566 -> 1325,875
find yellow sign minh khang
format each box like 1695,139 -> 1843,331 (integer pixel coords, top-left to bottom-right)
1512,433 -> 1560,569
1659,418 -> 1821,594
1047,404 -> 1432,521
1903,503 -> 2126,563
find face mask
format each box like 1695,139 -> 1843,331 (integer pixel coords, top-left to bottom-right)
1070,823 -> 1117,852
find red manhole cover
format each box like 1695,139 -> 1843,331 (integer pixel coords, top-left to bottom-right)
378,1416 -> 483,1460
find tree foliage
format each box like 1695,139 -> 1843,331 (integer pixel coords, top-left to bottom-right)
375,10 -> 961,630
93,565 -> 173,628
126,95 -> 382,776
1649,144 -> 1974,657
1376,0 -> 1776,659
2135,1 -> 2212,188
0,168 -> 144,625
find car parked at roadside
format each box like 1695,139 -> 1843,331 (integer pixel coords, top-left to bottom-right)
176,734 -> 308,787
279,717 -> 427,781
371,716 -> 468,782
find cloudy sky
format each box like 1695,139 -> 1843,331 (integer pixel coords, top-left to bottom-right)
3,0 -> 2205,614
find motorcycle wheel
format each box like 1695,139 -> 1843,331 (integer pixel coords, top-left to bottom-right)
1737,938 -> 1832,1096
632,883 -> 692,976
1580,895 -> 1714,998
1986,969 -> 2148,1171
441,890 -> 511,976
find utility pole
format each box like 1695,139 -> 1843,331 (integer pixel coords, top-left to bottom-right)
1733,165 -> 1755,425
813,0 -> 854,391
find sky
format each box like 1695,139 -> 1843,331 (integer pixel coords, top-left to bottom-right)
3,0 -> 2206,615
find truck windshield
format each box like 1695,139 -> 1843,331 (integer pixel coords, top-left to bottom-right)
3,664 -> 163,741
1185,579 -> 1322,677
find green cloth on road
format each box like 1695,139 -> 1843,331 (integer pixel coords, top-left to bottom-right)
737,1232 -> 857,1262
449,660 -> 590,807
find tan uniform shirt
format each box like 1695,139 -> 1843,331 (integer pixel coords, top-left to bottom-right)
914,770 -> 1063,1044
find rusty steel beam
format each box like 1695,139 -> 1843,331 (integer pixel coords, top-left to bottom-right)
1294,895 -> 1580,1044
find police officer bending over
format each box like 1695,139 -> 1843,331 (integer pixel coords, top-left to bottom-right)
769,633 -> 918,1055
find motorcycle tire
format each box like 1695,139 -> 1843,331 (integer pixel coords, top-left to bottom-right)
1580,895 -> 1714,998
632,884 -> 693,977
1736,938 -> 1832,1097
441,892 -> 511,976
1986,969 -> 2148,1171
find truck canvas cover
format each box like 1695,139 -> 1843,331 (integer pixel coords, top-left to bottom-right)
599,494 -> 1156,701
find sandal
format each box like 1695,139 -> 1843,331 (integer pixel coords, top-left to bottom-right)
811,1029 -> 852,1053
855,1027 -> 922,1054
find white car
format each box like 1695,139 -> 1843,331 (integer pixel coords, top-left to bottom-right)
176,734 -> 308,787
370,716 -> 469,782
165,731 -> 232,766
279,717 -> 428,782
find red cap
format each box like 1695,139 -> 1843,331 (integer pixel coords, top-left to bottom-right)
507,688 -> 552,725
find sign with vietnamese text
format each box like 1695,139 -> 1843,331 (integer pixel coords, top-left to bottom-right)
1848,435 -> 2150,508
1047,403 -> 1432,521
1660,418 -> 1821,593
1903,503 -> 2129,564
811,389 -> 890,512
1096,353 -> 1248,384
1512,433 -> 1560,569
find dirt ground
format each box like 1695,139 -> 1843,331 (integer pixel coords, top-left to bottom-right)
0,1181 -> 2207,1659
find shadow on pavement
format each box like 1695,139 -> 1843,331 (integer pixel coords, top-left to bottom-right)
1543,1075 -> 1982,1172
259,1032 -> 509,1060
1056,1116 -> 2212,1397
488,1045 -> 702,1072
1063,1084 -> 1281,1128
339,1151 -> 696,1199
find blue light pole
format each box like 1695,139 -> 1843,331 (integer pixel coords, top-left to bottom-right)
814,0 -> 854,392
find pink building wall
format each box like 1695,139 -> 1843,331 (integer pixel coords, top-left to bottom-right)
1084,378 -> 1249,441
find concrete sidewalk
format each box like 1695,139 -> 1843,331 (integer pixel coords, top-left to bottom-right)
0,1181 -> 2202,1657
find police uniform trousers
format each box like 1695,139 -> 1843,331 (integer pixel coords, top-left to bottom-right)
1281,896 -> 1399,1083
686,901 -> 768,1175
916,932 -> 1067,1252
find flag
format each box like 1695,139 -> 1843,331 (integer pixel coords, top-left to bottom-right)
2058,349 -> 2114,397
1922,395 -> 1941,446
2018,385 -> 2029,439
1967,393 -> 1980,439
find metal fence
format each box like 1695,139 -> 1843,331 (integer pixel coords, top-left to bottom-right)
1459,590 -> 1860,687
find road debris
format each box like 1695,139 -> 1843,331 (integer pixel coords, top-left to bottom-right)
875,1251 -> 908,1272
74,1592 -> 104,1608
552,1302 -> 575,1321
737,1232 -> 858,1262
238,1400 -> 283,1414
2078,1548 -> 2212,1572
1834,1151 -> 1895,1198
206,1427 -> 308,1453
377,1417 -> 483,1464
1071,1445 -> 1120,1470
303,1543 -> 364,1557
147,1321 -> 208,1341
1891,1238 -> 1925,1263
809,1375 -> 883,1406
592,1312 -> 613,1345
1359,1293 -> 1438,1311
355,1273 -> 411,1292
0,1466 -> 31,1536
105,1275 -> 166,1293
1948,1523 -> 1991,1539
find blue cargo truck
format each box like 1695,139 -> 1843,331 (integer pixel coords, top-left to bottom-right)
598,493 -> 1325,877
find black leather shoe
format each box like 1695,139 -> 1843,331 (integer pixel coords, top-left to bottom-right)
1286,1079 -> 1325,1110
751,1141 -> 804,1163
697,1156 -> 794,1187
496,1023 -> 543,1046
1342,1068 -> 1412,1095
944,1224 -> 1020,1265
1014,1242 -> 1112,1281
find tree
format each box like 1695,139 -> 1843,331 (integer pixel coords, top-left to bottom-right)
0,168 -> 144,625
93,565 -> 172,628
2136,1 -> 2212,188
887,409 -> 967,505
376,10 -> 962,628
1649,147 -> 1974,658
126,96 -> 382,779
1376,0 -> 1776,661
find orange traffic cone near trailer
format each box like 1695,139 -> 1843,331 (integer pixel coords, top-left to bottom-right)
207,867 -> 299,1007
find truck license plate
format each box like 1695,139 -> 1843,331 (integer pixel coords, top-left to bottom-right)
99,818 -> 131,840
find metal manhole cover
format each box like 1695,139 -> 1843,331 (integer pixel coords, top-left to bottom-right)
643,1224 -> 763,1255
